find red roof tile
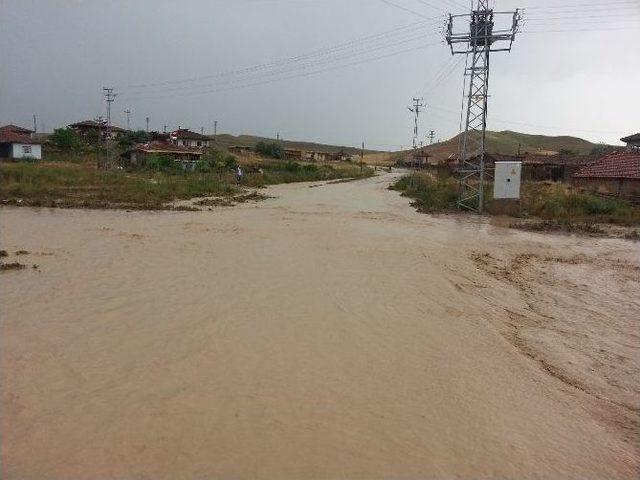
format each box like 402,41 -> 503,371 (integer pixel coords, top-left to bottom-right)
0,130 -> 41,145
0,124 -> 34,135
574,151 -> 640,180
170,128 -> 209,140
69,120 -> 128,132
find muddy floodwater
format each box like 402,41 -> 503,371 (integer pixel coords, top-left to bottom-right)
1,173 -> 639,479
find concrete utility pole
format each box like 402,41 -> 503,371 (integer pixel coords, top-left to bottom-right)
124,109 -> 131,131
429,130 -> 435,145
145,117 -> 150,133
408,97 -> 425,169
445,1 -> 521,213
214,121 -> 218,140
103,87 -> 117,170
360,141 -> 365,173
32,115 -> 37,134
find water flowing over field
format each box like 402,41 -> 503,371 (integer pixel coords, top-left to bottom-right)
1,172 -> 638,479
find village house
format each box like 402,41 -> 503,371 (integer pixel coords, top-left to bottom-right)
69,120 -> 129,140
330,149 -> 352,162
402,147 -> 434,169
284,148 -> 305,161
229,145 -> 254,155
620,132 -> 640,150
308,151 -> 330,162
0,124 -> 43,160
573,151 -> 640,197
520,152 -> 595,181
121,141 -> 204,171
169,128 -> 210,148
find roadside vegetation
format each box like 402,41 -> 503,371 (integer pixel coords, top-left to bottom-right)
391,172 -> 640,236
1,146 -> 373,210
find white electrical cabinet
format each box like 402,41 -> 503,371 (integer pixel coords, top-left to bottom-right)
493,161 -> 522,199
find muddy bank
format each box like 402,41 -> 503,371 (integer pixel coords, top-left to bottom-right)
1,172 -> 638,479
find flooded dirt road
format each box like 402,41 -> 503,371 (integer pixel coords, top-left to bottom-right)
2,172 -> 639,479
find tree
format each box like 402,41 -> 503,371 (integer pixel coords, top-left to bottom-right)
559,148 -> 577,156
255,141 -> 284,159
50,128 -> 82,152
590,143 -> 611,157
118,130 -> 149,149
85,128 -> 100,146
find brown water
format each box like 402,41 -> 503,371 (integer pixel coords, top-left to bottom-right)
1,173 -> 639,479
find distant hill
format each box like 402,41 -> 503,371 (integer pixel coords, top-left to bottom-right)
209,134 -> 378,156
412,130 -> 600,162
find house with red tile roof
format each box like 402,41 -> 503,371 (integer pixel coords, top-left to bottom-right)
0,124 -> 42,160
573,151 -> 640,197
69,119 -> 129,140
169,128 -> 210,148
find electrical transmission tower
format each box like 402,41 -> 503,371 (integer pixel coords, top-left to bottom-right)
408,97 -> 425,169
445,1 -> 520,213
103,87 -> 117,170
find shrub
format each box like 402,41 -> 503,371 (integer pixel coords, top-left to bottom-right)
118,130 -> 149,149
391,173 -> 459,212
255,141 -> 284,159
146,154 -> 181,173
50,128 -> 82,152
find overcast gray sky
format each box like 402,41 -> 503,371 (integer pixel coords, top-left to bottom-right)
1,0 -> 638,148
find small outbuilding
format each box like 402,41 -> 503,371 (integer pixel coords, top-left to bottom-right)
121,141 -> 204,171
0,125 -> 43,160
573,151 -> 640,197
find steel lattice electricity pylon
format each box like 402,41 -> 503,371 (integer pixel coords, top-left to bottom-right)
445,1 -> 520,212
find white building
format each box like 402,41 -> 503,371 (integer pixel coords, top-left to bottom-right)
169,128 -> 210,148
0,125 -> 43,160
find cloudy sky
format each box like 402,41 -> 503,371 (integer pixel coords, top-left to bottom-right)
1,0 -> 638,148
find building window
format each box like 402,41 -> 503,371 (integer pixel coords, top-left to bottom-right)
22,145 -> 32,154
197,141 -> 202,147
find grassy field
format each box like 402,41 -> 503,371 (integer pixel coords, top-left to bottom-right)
391,172 -> 640,230
0,159 -> 372,210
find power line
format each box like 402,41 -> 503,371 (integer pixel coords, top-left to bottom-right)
126,16 -> 444,91
123,40 -> 445,102
521,1 -> 638,10
125,28 -> 442,98
380,0 -> 437,19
